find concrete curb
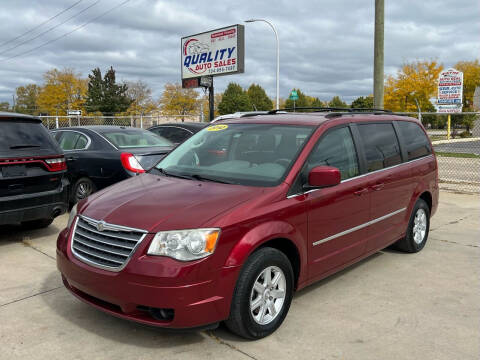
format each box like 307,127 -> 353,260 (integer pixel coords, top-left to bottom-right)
432,137 -> 480,145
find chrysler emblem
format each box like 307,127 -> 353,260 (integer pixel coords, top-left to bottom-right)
96,220 -> 106,232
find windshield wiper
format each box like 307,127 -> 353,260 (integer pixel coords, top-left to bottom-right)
190,174 -> 235,184
155,167 -> 192,180
9,144 -> 41,149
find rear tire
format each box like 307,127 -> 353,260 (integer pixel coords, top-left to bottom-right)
394,198 -> 430,253
21,218 -> 54,229
71,177 -> 95,204
225,247 -> 294,339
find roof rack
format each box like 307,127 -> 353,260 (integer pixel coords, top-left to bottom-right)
268,107 -> 393,115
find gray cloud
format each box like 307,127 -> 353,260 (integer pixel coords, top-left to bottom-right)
0,0 -> 478,106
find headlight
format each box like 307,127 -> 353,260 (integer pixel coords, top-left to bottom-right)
147,228 -> 220,261
67,203 -> 77,229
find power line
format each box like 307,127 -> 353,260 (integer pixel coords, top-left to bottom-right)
0,1 -> 100,56
0,0 -> 84,48
1,0 -> 131,62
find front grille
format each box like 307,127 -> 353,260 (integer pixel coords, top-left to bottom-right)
71,216 -> 147,271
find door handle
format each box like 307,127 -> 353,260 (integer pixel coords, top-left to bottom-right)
354,187 -> 369,196
66,156 -> 77,161
371,183 -> 385,191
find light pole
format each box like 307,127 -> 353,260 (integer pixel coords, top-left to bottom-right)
245,19 -> 280,110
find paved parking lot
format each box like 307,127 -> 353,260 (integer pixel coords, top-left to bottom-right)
1,191 -> 479,360
434,140 -> 480,155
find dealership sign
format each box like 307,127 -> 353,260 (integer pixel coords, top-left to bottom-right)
437,104 -> 463,113
437,68 -> 463,105
181,25 -> 244,80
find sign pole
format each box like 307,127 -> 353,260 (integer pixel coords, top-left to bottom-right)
447,114 -> 451,140
209,81 -> 214,122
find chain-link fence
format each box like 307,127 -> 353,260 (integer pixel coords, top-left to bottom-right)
414,112 -> 480,193
40,112 -> 480,193
39,114 -> 204,130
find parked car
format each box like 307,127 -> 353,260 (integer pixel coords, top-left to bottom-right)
0,112 -> 68,228
147,122 -> 207,145
57,111 -> 438,339
51,126 -> 173,204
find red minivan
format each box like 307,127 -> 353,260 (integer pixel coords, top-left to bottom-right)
57,111 -> 438,339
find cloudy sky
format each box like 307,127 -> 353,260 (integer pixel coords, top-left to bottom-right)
0,0 -> 478,105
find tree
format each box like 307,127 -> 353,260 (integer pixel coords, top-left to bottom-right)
284,89 -> 310,109
310,97 -> 325,108
218,83 -> 251,115
384,60 -> 443,112
15,84 -> 39,114
124,80 -> 157,115
454,60 -> 480,109
328,96 -> 348,108
246,84 -> 273,111
86,66 -> 132,116
37,68 -> 87,115
159,83 -> 199,120
351,95 -> 374,108
0,102 -> 10,111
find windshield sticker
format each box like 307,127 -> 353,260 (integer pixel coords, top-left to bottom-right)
207,124 -> 228,131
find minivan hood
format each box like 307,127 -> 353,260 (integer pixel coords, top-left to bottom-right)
80,173 -> 263,233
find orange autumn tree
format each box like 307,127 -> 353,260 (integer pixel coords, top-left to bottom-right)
37,68 -> 87,115
384,60 -> 443,112
454,60 -> 480,109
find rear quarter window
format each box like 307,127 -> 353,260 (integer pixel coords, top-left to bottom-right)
397,121 -> 432,161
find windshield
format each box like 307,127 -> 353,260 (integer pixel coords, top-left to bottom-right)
155,123 -> 314,187
98,128 -> 172,148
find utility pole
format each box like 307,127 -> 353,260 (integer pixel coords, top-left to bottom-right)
209,82 -> 214,122
373,0 -> 384,109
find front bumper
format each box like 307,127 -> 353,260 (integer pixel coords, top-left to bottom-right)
56,227 -> 240,328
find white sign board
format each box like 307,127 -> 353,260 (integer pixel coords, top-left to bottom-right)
437,104 -> 463,113
181,25 -> 244,80
438,68 -> 463,104
67,110 -> 82,116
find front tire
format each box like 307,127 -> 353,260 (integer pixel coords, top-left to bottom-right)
225,247 -> 294,339
394,198 -> 430,253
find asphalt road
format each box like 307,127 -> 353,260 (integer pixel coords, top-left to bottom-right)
1,192 -> 479,360
434,140 -> 480,155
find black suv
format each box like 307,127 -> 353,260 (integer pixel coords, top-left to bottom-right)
0,112 -> 68,228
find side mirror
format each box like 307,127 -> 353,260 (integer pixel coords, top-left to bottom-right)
306,166 -> 341,189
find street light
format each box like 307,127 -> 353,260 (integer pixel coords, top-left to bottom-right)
245,18 -> 280,110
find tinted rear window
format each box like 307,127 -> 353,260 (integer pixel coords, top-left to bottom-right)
98,129 -> 172,148
397,121 -> 432,161
358,123 -> 402,172
0,120 -> 56,152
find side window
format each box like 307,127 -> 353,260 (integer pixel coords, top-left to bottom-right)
58,132 -> 81,151
307,127 -> 359,180
161,127 -> 191,143
74,134 -> 89,150
397,121 -> 432,161
53,132 -> 62,141
358,123 -> 401,172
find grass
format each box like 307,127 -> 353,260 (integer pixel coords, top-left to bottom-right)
429,135 -> 447,141
436,152 -> 480,159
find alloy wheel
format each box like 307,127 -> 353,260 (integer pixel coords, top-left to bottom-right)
249,266 -> 286,325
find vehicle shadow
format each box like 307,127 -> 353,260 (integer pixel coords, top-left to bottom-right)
40,271 -> 206,348
0,223 -> 62,246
